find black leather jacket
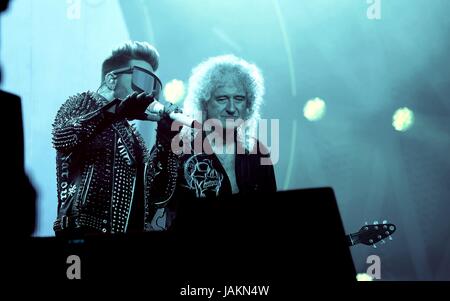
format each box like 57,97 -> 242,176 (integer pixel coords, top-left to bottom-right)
52,91 -> 153,235
146,131 -> 277,230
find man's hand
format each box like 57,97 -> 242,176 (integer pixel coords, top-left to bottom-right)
115,92 -> 155,120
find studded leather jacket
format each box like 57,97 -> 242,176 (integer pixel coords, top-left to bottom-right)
52,91 -> 155,235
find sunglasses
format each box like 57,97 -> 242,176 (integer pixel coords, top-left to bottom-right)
111,65 -> 162,99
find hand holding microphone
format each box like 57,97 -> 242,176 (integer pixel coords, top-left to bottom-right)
115,91 -> 155,121
114,91 -> 196,128
145,99 -> 200,151
114,91 -> 199,150
144,101 -> 196,128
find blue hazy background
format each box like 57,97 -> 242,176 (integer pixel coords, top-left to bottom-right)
1,0 -> 449,280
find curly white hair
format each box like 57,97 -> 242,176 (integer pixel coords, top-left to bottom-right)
182,54 -> 265,151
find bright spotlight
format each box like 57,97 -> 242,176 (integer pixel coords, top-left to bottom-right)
392,107 -> 414,132
163,79 -> 185,104
356,273 -> 373,281
303,97 -> 326,121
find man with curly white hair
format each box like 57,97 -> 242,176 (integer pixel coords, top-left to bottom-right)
147,55 -> 277,230
182,54 -> 264,151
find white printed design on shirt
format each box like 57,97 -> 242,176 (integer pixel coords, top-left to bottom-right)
184,155 -> 224,198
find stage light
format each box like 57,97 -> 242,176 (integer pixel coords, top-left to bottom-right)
163,79 -> 185,104
303,97 -> 326,121
356,273 -> 373,281
392,107 -> 414,132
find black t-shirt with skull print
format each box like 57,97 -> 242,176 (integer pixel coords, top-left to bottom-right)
149,139 -> 277,230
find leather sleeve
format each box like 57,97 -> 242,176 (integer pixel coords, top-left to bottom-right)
144,141 -> 180,210
52,92 -> 119,153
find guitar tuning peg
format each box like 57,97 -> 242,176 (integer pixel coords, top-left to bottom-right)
381,239 -> 386,244
389,236 -> 393,241
382,220 -> 387,224
372,244 -> 377,249
373,220 -> 379,225
365,221 -> 368,225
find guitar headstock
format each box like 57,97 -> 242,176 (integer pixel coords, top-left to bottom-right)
350,220 -> 396,248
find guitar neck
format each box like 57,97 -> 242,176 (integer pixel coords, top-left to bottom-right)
346,233 -> 357,246
346,222 -> 396,247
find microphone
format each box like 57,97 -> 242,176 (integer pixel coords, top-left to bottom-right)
143,100 -> 199,128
